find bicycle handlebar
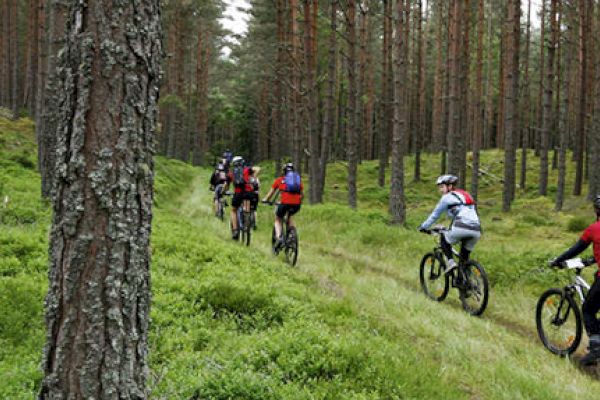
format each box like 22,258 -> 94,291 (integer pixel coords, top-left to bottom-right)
552,256 -> 596,269
419,225 -> 447,235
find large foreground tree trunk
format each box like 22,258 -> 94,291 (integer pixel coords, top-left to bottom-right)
39,1 -> 162,398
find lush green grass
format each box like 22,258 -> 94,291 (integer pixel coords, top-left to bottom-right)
2,116 -> 600,399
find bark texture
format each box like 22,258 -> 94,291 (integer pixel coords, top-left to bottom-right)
40,0 -> 162,398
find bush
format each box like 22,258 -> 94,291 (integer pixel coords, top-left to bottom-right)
567,216 -> 588,232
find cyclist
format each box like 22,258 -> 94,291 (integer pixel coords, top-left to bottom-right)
222,149 -> 233,171
224,156 -> 254,240
209,163 -> 228,216
247,162 -> 261,230
418,174 -> 481,274
549,195 -> 600,366
262,162 -> 303,248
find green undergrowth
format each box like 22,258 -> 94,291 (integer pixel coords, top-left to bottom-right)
3,116 -> 600,398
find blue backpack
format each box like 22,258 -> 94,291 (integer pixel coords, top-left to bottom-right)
284,171 -> 301,193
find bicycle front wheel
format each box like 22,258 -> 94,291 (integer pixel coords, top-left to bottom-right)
285,227 -> 298,266
536,288 -> 582,356
419,252 -> 449,301
459,260 -> 489,316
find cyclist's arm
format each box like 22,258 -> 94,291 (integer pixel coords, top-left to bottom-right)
263,187 -> 276,202
419,197 -> 450,230
553,239 -> 591,265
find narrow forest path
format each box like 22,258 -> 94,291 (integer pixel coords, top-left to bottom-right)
168,171 -> 600,399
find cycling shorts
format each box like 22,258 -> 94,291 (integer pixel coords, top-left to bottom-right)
276,204 -> 301,219
232,192 -> 252,208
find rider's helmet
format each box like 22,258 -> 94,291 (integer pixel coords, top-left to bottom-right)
232,156 -> 244,166
593,194 -> 600,213
436,174 -> 458,186
282,162 -> 294,174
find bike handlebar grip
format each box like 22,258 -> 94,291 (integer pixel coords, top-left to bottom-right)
584,256 -> 597,266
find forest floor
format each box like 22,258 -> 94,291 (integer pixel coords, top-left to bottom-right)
2,116 -> 600,399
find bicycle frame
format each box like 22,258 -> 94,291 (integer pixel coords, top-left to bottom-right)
568,271 -> 590,303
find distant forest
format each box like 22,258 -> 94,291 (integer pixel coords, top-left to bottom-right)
2,0 -> 600,219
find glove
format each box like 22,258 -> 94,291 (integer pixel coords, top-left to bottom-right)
548,258 -> 560,268
418,226 -> 427,233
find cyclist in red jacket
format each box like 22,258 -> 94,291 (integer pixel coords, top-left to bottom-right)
550,195 -> 600,365
262,163 -> 303,248
224,156 -> 254,240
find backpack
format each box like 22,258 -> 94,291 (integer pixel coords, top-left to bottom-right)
233,165 -> 246,188
284,171 -> 301,193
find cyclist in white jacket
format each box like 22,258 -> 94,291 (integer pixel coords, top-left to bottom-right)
418,175 -> 481,274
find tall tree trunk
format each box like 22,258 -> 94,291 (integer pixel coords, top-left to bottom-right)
390,0 -> 408,224
193,29 -> 210,166
10,0 -> 19,118
290,0 -> 302,168
556,1 -> 572,210
414,0 -> 424,182
502,0 -> 520,212
536,0 -> 547,154
431,0 -> 444,154
539,0 -> 558,195
316,0 -> 337,202
39,0 -> 161,397
447,0 -> 465,180
346,0 -> 358,209
306,0 -> 319,203
23,0 -> 39,116
520,0 -> 532,191
378,0 -> 393,187
472,0 -> 485,200
483,0 -> 494,149
573,0 -> 589,195
588,2 -> 600,198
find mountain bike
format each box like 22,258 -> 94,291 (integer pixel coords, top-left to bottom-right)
262,200 -> 298,266
237,198 -> 254,246
419,226 -> 489,316
536,256 -> 595,356
215,188 -> 231,221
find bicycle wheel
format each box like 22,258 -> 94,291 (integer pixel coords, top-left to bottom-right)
243,212 -> 251,246
419,252 -> 449,301
459,260 -> 489,316
217,200 -> 224,221
285,227 -> 298,266
536,288 -> 582,356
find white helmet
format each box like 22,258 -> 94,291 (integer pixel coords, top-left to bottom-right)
231,156 -> 244,166
436,174 -> 458,185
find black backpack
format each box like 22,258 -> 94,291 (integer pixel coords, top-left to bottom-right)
233,165 -> 246,188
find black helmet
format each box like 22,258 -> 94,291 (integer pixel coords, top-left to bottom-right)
436,174 -> 458,186
282,162 -> 294,173
594,195 -> 600,211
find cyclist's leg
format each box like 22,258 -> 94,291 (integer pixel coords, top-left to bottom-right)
581,276 -> 600,364
286,205 -> 301,229
274,204 -> 287,240
440,233 -> 454,261
231,193 -> 243,237
583,276 -> 600,337
459,231 -> 480,264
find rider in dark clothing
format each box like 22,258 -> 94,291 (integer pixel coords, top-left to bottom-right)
551,195 -> 600,366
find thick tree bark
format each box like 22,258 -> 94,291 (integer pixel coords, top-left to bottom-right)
10,0 -> 19,118
38,0 -> 67,198
536,0 -> 547,154
588,4 -> 600,198
193,29 -> 210,166
431,0 -> 444,154
23,0 -> 39,116
414,0 -> 424,182
305,0 -> 319,203
502,0 -> 521,212
390,0 -> 408,224
39,0 -> 161,398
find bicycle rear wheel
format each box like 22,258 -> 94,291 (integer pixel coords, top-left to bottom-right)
243,212 -> 251,246
217,200 -> 224,221
536,288 -> 582,356
459,260 -> 489,316
285,227 -> 298,266
419,252 -> 449,301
